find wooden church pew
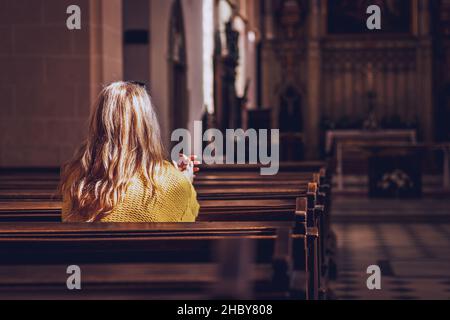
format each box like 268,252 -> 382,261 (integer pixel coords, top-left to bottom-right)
0,222 -> 309,300
0,204 -> 319,297
198,165 -> 332,281
0,199 -> 323,299
0,162 -> 329,186
0,166 -> 328,256
0,199 -> 321,299
0,162 -> 326,178
0,163 -> 331,299
0,166 -> 329,246
196,165 -> 332,298
0,174 -> 321,199
197,162 -> 326,173
0,184 -> 320,241
198,167 -> 331,291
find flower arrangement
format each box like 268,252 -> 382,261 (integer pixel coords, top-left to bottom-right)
378,169 -> 414,195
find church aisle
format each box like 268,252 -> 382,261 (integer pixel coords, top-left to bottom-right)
330,221 -> 450,300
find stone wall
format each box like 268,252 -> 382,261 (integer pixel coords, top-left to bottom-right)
0,0 -> 123,167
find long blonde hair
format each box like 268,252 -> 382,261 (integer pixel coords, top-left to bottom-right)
61,81 -> 165,222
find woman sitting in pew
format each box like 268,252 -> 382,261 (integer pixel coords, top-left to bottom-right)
60,82 -> 200,223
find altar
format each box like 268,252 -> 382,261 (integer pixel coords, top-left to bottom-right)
326,130 -> 418,191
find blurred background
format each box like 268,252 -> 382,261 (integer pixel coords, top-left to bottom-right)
0,0 -> 450,300
1,0 -> 450,192
0,0 -> 449,165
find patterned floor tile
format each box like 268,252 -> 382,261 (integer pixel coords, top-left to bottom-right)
329,198 -> 450,300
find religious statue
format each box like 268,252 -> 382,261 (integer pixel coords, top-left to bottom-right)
225,20 -> 239,65
220,19 -> 241,129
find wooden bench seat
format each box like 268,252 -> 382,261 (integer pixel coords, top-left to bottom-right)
0,263 -> 291,300
0,222 -> 309,299
0,162 -> 332,300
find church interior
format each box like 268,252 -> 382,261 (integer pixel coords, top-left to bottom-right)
0,0 -> 450,300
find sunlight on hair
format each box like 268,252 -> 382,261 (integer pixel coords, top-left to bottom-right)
60,82 -> 165,222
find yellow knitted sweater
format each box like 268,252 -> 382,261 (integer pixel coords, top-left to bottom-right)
62,162 -> 200,223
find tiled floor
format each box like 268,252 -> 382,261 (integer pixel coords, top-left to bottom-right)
330,199 -> 450,300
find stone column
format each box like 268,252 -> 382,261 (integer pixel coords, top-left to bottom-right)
123,0 -> 150,85
416,0 -> 434,142
261,0 -> 276,113
88,0 -> 124,104
305,0 -> 322,159
264,0 -> 275,40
